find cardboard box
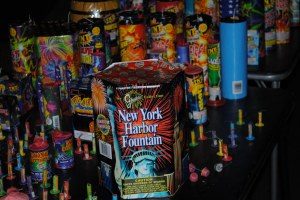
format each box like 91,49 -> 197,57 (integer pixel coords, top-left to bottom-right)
70,78 -> 94,141
93,59 -> 189,199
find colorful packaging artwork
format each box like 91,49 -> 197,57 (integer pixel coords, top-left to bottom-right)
242,0 -> 265,63
9,22 -> 37,78
195,0 -> 219,24
93,60 -> 189,199
184,66 -> 207,125
52,130 -> 74,169
37,35 -> 77,83
37,34 -> 77,110
275,0 -> 290,44
186,14 -> 212,95
207,42 -> 224,106
264,0 -> 276,52
149,12 -> 177,63
247,30 -> 260,65
102,11 -> 119,61
219,0 -> 241,18
29,137 -> 52,182
120,0 -> 145,11
78,18 -> 108,76
156,0 -> 184,36
70,78 -> 94,141
119,12 -> 147,62
41,83 -> 62,132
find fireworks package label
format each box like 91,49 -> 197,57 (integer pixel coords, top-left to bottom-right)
70,78 -> 94,141
92,60 -> 189,199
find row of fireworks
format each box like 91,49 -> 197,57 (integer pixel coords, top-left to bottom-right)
9,0 -> 299,80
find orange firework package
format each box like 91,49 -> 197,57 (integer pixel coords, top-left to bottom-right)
92,59 -> 189,199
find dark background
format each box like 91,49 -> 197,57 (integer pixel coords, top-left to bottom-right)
0,0 -> 71,75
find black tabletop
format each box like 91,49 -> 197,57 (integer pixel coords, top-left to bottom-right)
0,87 -> 295,200
175,87 -> 294,200
248,27 -> 300,81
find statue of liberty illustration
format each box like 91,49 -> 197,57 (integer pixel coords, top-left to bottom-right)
106,86 -> 169,199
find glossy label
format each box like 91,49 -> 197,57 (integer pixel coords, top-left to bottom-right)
185,72 -> 207,125
30,150 -> 51,181
150,21 -> 176,63
119,24 -> 147,61
53,137 -> 74,169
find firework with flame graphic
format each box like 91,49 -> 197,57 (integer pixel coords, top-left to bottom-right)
149,12 -> 177,63
91,78 -> 107,114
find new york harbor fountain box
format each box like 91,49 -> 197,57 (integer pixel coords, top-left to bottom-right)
92,59 -> 189,199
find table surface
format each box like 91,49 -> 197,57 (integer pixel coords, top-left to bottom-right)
175,87 -> 294,200
1,86 -> 294,200
247,27 -> 300,81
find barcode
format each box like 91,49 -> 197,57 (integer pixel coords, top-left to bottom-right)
232,81 -> 243,94
99,140 -> 112,159
52,115 -> 61,130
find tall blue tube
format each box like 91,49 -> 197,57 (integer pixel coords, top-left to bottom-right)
220,17 -> 247,99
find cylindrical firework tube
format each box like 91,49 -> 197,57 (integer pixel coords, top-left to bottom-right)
276,0 -> 290,44
29,137 -> 52,182
9,21 -> 36,78
242,0 -> 265,65
119,11 -> 147,62
149,12 -> 177,63
156,0 -> 184,38
290,0 -> 300,26
264,0 -> 276,53
184,66 -> 207,125
207,42 -> 225,106
42,82 -> 62,131
78,18 -> 107,77
220,17 -> 247,100
52,130 -> 74,169
195,0 -> 219,24
186,14 -> 212,96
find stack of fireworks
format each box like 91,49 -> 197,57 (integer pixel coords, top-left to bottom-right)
3,21 -> 37,125
0,125 -> 75,199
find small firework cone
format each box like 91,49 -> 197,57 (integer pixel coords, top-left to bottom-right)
222,144 -> 232,162
75,137 -> 83,155
198,125 -> 207,141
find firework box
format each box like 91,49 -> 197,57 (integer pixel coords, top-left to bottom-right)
93,59 -> 189,199
70,78 -> 94,141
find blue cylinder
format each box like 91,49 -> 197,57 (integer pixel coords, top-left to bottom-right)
220,17 -> 247,99
185,0 -> 195,16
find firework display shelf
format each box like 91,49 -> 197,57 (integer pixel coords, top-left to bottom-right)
247,27 -> 300,88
